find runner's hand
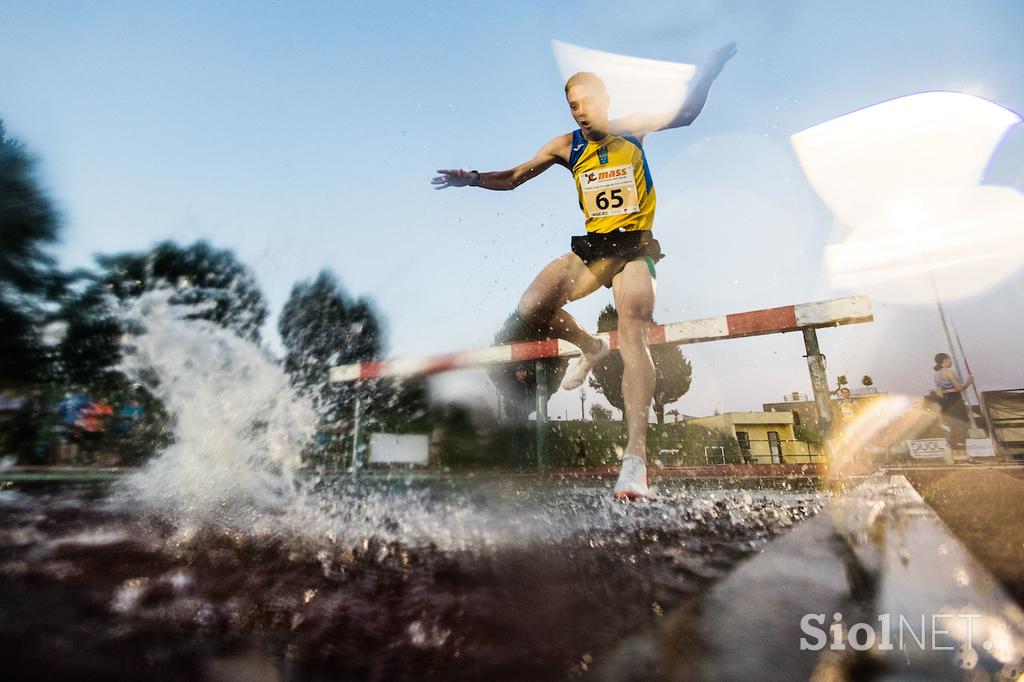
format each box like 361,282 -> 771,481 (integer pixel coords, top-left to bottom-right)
432,169 -> 474,189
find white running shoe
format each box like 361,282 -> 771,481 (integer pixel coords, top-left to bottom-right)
613,455 -> 650,500
560,339 -> 610,391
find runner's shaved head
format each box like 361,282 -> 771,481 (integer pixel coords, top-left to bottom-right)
564,72 -> 608,97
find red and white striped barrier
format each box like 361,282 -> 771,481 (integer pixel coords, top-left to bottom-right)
329,295 -> 872,382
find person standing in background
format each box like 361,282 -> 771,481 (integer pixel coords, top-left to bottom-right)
55,389 -> 90,463
77,395 -> 113,460
933,352 -> 973,463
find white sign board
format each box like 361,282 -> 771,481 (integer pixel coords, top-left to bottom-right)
368,433 -> 430,465
966,438 -> 996,458
908,438 -> 948,459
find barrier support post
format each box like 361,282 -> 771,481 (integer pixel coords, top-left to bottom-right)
802,327 -> 833,442
535,360 -> 549,474
350,397 -> 362,474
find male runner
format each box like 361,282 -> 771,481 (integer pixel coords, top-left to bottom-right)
433,43 -> 736,498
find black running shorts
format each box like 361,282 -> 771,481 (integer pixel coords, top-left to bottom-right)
570,230 -> 665,288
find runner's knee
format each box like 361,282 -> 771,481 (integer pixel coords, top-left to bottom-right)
517,300 -> 559,336
517,288 -> 567,325
516,297 -> 546,326
617,319 -> 650,353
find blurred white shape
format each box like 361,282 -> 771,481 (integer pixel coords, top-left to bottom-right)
552,39 -> 696,120
792,92 -> 1021,228
826,186 -> 1024,303
792,92 -> 1024,304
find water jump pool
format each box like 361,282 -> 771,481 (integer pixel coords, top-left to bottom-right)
0,476 -> 823,681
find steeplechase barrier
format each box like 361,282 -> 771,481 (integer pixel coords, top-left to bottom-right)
330,295 -> 873,472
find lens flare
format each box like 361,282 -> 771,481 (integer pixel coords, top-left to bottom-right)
792,91 -> 1020,227
792,92 -> 1024,304
825,186 -> 1024,303
823,393 -> 907,481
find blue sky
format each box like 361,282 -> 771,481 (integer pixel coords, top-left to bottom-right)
3,1 -> 1023,418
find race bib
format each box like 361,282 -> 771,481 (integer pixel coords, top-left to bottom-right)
579,164 -> 640,218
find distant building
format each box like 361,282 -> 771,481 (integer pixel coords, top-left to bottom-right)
687,411 -> 821,464
763,389 -> 888,429
665,409 -> 699,424
762,393 -> 819,429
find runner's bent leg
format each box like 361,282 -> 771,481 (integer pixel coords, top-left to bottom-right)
517,253 -> 604,355
612,259 -> 656,461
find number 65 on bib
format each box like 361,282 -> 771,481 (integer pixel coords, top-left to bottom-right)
579,164 -> 640,218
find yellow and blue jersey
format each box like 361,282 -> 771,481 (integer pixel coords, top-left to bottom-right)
568,129 -> 656,234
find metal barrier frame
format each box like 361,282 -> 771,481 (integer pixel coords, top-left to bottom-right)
331,296 -> 873,472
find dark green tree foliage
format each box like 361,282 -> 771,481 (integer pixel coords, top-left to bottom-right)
57,240 -> 269,390
280,271 -> 383,390
0,120 -> 64,384
95,240 -> 267,340
588,304 -> 692,423
488,311 -> 568,422
589,305 -> 625,413
653,344 -> 692,424
278,270 -> 427,430
57,284 -> 124,389
543,420 -> 740,467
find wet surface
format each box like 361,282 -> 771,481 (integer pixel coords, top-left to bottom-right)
0,479 -> 823,681
901,467 -> 1024,605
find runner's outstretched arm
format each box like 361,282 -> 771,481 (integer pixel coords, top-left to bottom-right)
432,134 -> 570,191
610,42 -> 737,138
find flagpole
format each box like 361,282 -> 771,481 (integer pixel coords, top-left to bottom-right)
927,268 -> 977,430
951,317 -> 990,435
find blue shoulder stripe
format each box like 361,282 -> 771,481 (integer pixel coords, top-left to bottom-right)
623,135 -> 654,192
568,129 -> 587,169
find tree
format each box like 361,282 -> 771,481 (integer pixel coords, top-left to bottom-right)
0,119 -> 65,385
94,240 -> 267,340
488,311 -> 568,422
56,240 -> 269,390
588,304 -> 693,423
56,283 -> 125,389
280,271 -> 384,394
835,374 -> 849,394
589,404 -> 613,421
589,306 -> 625,413
653,344 -> 692,424
861,375 -> 874,389
278,270 -> 427,432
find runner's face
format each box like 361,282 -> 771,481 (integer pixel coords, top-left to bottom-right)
566,84 -> 609,137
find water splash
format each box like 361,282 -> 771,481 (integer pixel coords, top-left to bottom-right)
115,290 -> 318,525
106,290 -> 825,557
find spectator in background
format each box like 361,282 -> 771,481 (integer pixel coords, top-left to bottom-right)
116,399 -> 144,434
504,364 -> 535,466
836,387 -> 856,422
933,352 -> 973,463
77,395 -> 113,458
574,433 -> 587,467
504,364 -> 534,423
55,389 -> 90,462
